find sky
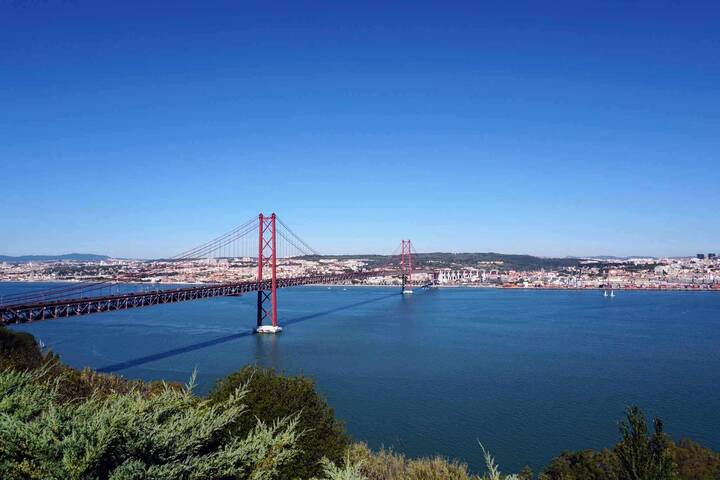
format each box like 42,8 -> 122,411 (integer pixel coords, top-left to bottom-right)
1,1 -> 718,258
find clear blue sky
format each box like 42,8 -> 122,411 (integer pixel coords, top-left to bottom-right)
1,1 -> 718,258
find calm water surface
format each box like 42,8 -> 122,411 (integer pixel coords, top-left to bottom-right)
4,282 -> 719,472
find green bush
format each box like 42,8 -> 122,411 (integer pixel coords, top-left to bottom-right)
0,369 -> 300,479
540,449 -> 618,479
674,438 -> 720,480
0,326 -> 44,371
541,406 -> 681,480
0,325 -> 176,403
614,406 -> 678,479
45,361 -> 175,403
342,442 -> 521,480
209,366 -> 350,479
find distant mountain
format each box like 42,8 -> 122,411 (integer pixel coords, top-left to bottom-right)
0,253 -> 111,263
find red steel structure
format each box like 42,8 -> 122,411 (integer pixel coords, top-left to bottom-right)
257,213 -> 279,328
401,239 -> 413,292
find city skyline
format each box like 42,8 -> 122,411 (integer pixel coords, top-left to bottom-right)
2,1 -> 719,258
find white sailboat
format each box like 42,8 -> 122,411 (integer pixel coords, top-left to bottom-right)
610,289 -> 615,297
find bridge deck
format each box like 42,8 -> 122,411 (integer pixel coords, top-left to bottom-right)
0,270 -> 393,325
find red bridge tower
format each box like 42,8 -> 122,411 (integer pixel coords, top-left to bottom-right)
401,239 -> 413,294
256,213 -> 282,333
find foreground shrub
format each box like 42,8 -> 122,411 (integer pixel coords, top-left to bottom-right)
0,369 -> 300,479
316,455 -> 368,480
673,438 -> 720,480
46,360 -> 175,403
0,325 -> 174,403
541,449 -> 618,479
210,365 -> 350,479
0,326 -> 44,371
614,406 -> 678,479
541,406 -> 680,480
344,442 -> 519,480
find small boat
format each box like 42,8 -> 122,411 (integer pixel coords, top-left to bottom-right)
610,289 -> 615,297
603,290 -> 608,297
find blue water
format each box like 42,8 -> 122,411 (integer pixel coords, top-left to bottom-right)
4,282 -> 720,472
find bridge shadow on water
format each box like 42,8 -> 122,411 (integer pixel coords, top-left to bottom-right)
98,291 -> 399,373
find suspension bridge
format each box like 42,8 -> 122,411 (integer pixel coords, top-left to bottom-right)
0,213 -> 433,332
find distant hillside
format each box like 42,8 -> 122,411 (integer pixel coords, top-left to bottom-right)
0,253 -> 110,263
411,252 -> 582,271
305,252 -> 583,271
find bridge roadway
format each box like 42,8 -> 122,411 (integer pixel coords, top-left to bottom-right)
0,270 -> 396,325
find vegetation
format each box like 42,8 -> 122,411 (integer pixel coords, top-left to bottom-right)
0,325 -> 171,403
539,407 -> 720,480
0,369 -> 300,479
541,449 -> 618,479
410,252 -> 581,271
343,442 -> 486,479
674,439 -> 720,480
1,325 -> 719,480
209,366 -> 350,479
0,327 -> 44,371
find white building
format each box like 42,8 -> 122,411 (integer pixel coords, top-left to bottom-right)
437,268 -> 482,284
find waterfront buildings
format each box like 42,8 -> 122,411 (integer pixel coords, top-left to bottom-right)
1,255 -> 718,290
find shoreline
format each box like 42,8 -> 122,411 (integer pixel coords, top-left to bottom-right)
1,279 -> 717,292
314,284 -> 720,292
